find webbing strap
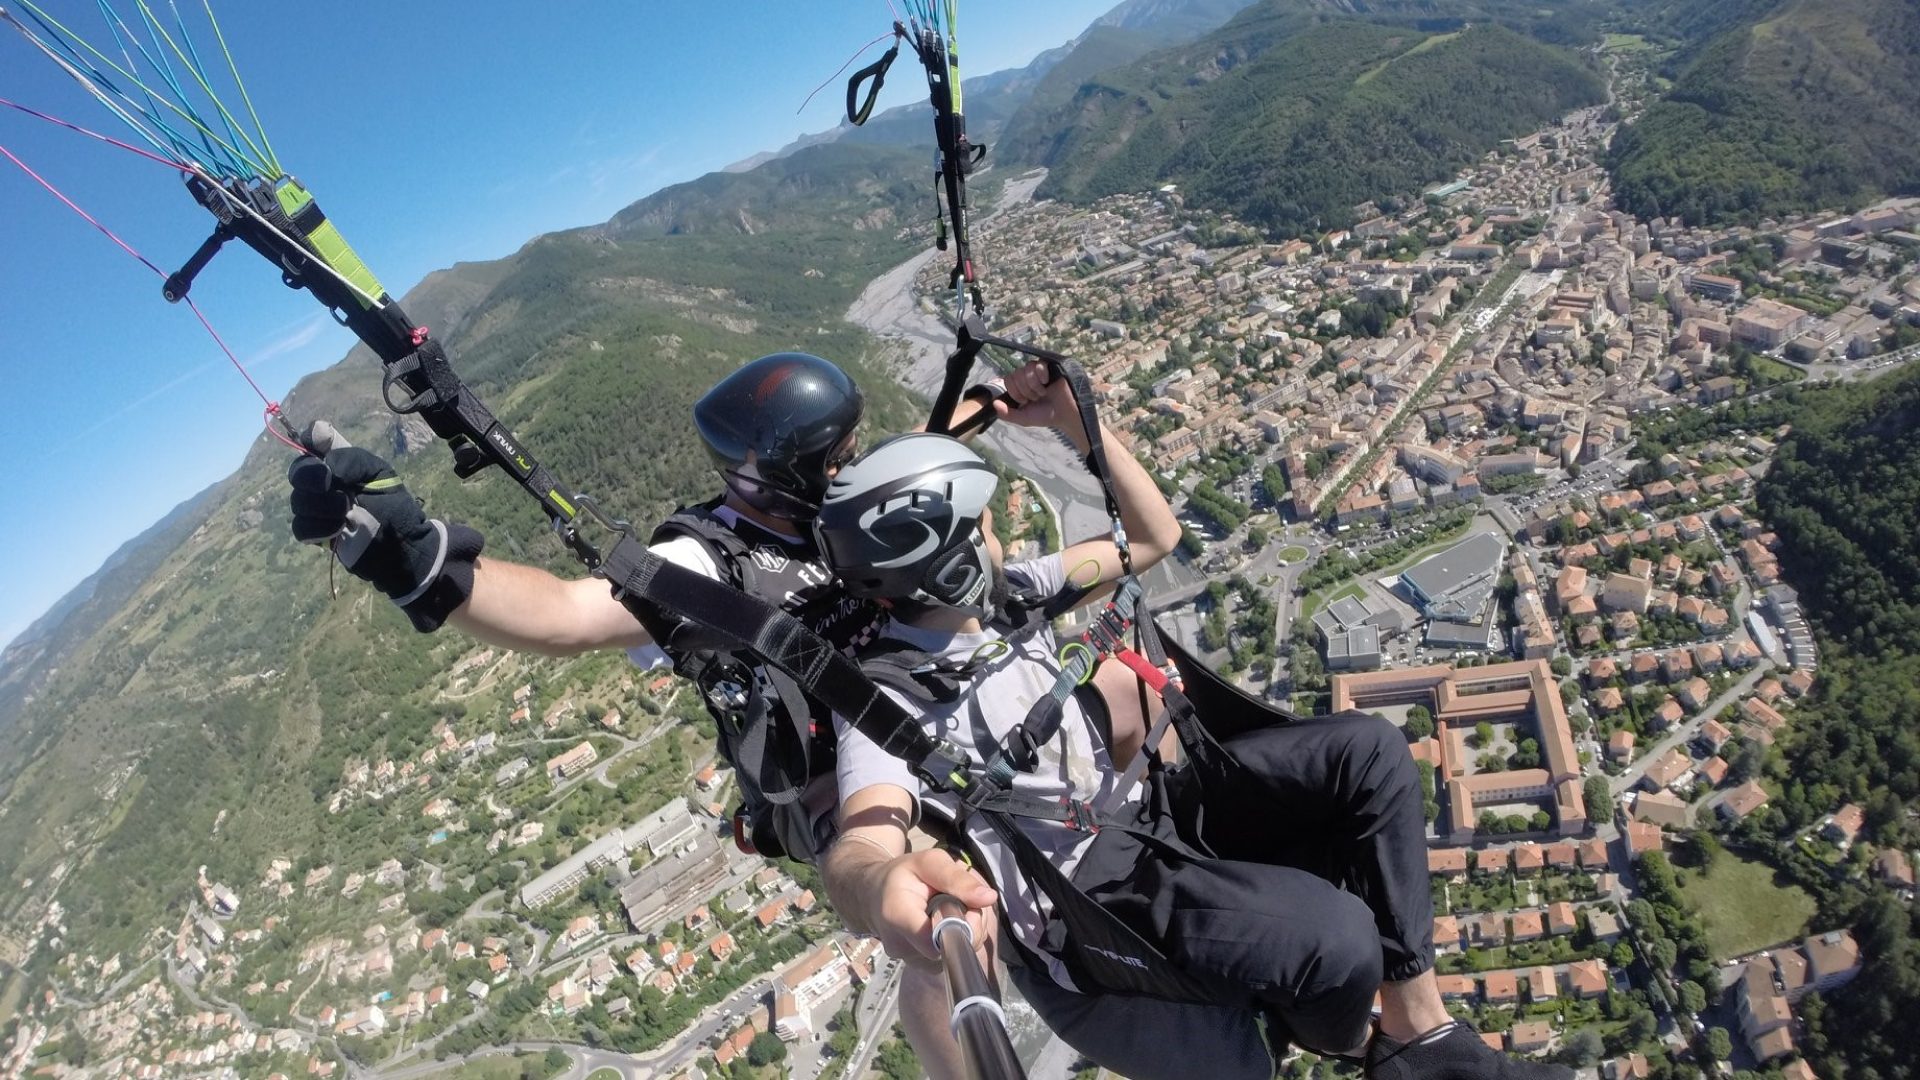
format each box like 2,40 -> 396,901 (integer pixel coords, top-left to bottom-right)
927,317 -> 1130,572
979,810 -> 1232,1006
599,533 -> 972,793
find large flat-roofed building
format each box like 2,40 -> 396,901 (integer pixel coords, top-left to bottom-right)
520,798 -> 697,910
546,741 -> 598,781
1311,593 -> 1403,671
620,832 -> 731,933
1732,298 -> 1810,350
1327,624 -> 1382,671
1334,660 -> 1585,843
1686,272 -> 1742,302
1400,532 -> 1507,650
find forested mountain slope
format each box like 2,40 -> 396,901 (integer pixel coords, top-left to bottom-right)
0,141 -> 928,963
1608,0 -> 1920,224
1013,0 -> 1607,234
1748,366 -> 1920,1078
734,0 -> 1257,171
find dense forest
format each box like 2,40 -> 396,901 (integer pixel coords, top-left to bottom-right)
1745,365 -> 1920,1078
1608,0 -> 1920,225
1013,1 -> 1606,236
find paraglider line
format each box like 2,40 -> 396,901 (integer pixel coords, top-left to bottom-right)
0,138 -> 305,452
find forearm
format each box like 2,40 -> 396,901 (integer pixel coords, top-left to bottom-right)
1064,420 -> 1183,571
822,837 -> 896,937
448,557 -> 649,656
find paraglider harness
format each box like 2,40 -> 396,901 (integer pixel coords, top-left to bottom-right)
637,500 -> 886,866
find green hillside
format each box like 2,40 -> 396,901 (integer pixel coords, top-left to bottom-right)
0,141 -> 928,963
1738,366 -> 1920,1080
1018,2 -> 1607,234
1608,0 -> 1920,224
993,25 -> 1169,168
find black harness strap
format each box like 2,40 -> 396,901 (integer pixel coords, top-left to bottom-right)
846,38 -> 901,127
598,533 -> 974,794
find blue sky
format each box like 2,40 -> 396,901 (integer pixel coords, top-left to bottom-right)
0,0 -> 1115,649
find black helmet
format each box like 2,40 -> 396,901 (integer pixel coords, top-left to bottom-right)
812,434 -> 1002,621
695,353 -> 864,519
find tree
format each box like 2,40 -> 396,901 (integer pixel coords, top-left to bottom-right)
1703,1028 -> 1732,1063
1585,775 -> 1613,824
747,1031 -> 787,1067
1551,655 -> 1573,677
1473,721 -> 1495,748
1625,1008 -> 1659,1048
1650,939 -> 1679,972
542,1048 -> 570,1076
1561,1027 -> 1604,1068
1405,705 -> 1435,740
1678,980 -> 1707,1014
1511,737 -> 1542,770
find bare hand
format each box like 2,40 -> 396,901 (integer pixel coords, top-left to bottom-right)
871,850 -> 997,969
994,360 -> 1077,430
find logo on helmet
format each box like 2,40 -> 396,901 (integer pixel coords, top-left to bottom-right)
927,549 -> 986,607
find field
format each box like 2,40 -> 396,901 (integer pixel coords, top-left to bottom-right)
1675,852 -> 1817,960
1278,546 -> 1310,563
1301,581 -> 1365,620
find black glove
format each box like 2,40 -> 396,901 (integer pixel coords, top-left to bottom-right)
287,421 -> 484,632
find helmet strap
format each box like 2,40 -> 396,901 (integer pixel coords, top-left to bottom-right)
721,470 -> 821,522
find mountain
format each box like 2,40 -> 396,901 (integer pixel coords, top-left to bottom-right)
1015,0 -> 1608,234
734,0 -> 1258,170
1093,0 -> 1264,36
0,484 -> 220,748
1608,0 -> 1920,225
1745,365 -> 1920,1080
992,26 -> 1174,167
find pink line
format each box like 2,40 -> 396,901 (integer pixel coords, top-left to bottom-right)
0,96 -> 189,173
1,138 -> 304,451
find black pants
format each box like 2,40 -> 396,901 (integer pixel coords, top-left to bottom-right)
1065,710 -> 1435,1056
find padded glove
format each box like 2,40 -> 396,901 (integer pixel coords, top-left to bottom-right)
287,421 -> 483,632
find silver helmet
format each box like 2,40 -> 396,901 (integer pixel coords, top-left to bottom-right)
811,433 -> 1001,621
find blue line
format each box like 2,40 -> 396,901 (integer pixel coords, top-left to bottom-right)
108,0 -> 242,177
95,0 -> 180,163
167,0 -> 248,171
21,4 -> 236,176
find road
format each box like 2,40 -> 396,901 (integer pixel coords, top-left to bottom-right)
374,969 -> 776,1080
844,959 -> 904,1080
1611,661 -> 1775,795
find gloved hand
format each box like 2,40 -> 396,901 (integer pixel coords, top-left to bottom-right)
288,421 -> 484,632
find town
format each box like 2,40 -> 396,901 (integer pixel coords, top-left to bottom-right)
4,36 -> 1918,1080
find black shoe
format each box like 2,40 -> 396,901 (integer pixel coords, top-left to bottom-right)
1365,1021 -> 1576,1080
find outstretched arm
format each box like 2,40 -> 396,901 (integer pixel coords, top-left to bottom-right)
449,558 -> 650,656
996,361 -> 1183,592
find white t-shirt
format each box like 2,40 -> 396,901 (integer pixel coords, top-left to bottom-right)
833,554 -> 1143,990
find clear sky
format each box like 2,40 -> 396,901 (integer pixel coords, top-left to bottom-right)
0,0 -> 1115,649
